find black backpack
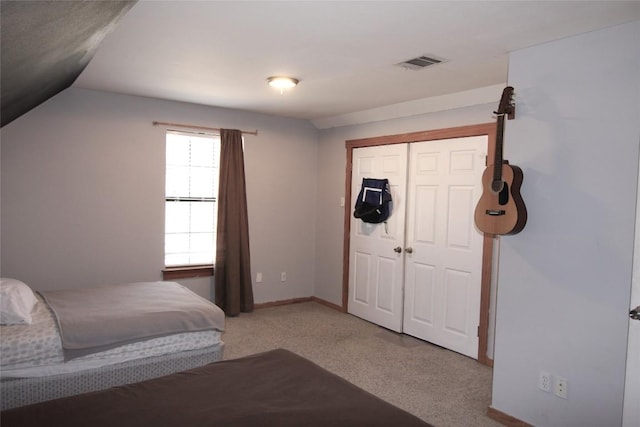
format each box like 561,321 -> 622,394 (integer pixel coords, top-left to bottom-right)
353,178 -> 392,224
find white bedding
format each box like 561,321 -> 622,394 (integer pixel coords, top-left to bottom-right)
0,294 -> 222,378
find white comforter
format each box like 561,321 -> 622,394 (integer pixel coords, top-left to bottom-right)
0,294 -> 221,378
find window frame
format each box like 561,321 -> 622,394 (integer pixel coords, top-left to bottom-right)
162,264 -> 214,280
162,130 -> 220,279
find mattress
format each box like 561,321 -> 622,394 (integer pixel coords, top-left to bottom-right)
0,294 -> 222,378
0,349 -> 432,427
0,343 -> 224,411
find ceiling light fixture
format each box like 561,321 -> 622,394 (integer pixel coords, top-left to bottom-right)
267,76 -> 299,94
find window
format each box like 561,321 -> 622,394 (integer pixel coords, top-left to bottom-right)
164,131 -> 220,270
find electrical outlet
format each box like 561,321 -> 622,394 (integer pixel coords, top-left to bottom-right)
538,371 -> 551,392
280,272 -> 286,282
554,377 -> 568,399
256,272 -> 262,283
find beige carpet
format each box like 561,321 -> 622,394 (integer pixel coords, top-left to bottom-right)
222,301 -> 501,427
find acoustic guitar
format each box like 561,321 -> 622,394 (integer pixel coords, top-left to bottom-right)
474,86 -> 527,235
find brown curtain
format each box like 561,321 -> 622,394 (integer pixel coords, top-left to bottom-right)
214,129 -> 254,315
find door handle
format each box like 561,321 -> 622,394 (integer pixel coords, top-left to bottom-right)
405,247 -> 413,254
393,246 -> 402,253
631,306 -> 640,321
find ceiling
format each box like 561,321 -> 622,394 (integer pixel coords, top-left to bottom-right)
5,1 -> 640,129
0,0 -> 136,127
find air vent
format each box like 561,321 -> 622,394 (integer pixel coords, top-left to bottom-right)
396,55 -> 445,70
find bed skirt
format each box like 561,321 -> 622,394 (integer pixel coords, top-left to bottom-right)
0,342 -> 224,411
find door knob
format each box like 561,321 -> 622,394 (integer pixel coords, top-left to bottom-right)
405,247 -> 413,254
631,306 -> 640,321
393,246 -> 402,253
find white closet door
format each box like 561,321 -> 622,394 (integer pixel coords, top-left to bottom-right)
402,136 -> 487,358
348,144 -> 408,332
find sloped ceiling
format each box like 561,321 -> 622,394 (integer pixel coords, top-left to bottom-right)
0,0 -> 136,127
2,2 -> 640,129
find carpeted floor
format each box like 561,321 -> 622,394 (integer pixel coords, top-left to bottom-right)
222,301 -> 502,427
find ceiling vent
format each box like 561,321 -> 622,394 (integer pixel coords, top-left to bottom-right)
396,55 -> 446,70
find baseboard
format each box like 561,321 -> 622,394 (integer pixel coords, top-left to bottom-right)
478,352 -> 492,367
254,296 -> 343,312
310,296 -> 343,311
254,297 -> 312,309
487,407 -> 532,427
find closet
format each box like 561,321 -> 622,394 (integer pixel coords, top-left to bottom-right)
346,133 -> 488,359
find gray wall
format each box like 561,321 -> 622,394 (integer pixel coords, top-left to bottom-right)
1,88 -> 318,301
491,20 -> 640,426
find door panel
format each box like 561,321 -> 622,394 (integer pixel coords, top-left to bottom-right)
348,144 -> 408,332
448,186 -> 476,248
403,136 -> 487,358
415,186 -> 437,242
376,257 -> 397,313
411,264 -> 435,323
444,268 -> 471,335
353,252 -> 371,304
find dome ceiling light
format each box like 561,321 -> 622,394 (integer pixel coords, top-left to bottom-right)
267,76 -> 299,94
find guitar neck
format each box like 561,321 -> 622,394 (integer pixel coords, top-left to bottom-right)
493,114 -> 505,179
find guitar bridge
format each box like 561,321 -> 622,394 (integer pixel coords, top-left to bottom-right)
486,209 -> 506,216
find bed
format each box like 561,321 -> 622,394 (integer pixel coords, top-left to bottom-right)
0,348 -> 433,427
0,279 -> 225,410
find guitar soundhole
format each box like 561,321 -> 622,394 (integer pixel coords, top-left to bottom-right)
499,182 -> 509,205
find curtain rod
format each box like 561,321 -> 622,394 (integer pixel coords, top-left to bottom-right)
152,121 -> 258,136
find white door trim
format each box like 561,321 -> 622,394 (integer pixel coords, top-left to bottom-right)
622,146 -> 640,427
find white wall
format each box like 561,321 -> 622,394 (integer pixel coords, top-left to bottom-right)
314,104 -> 496,305
491,20 -> 640,426
0,88 -> 319,302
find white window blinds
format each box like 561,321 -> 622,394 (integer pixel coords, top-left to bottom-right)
164,131 -> 220,266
